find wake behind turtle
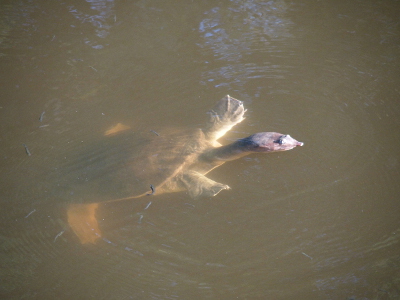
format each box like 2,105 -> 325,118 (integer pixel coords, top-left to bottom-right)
65,95 -> 303,243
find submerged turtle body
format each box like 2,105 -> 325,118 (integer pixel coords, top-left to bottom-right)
65,95 -> 304,243
125,96 -> 247,199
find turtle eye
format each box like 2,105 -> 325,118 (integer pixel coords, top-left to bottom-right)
274,135 -> 289,145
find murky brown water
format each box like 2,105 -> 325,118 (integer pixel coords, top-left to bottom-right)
1,0 -> 399,299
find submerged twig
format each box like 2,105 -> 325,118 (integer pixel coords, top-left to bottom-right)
39,111 -> 45,122
150,130 -> 159,136
53,230 -> 65,242
24,209 -> 36,218
146,184 -> 155,196
23,144 -> 31,156
144,201 -> 152,210
301,252 -> 313,260
138,214 -> 143,224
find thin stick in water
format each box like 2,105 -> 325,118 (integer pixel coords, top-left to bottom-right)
146,184 -> 155,195
24,209 -> 36,218
53,230 -> 65,242
138,214 -> 143,224
150,130 -> 159,136
39,111 -> 45,122
301,252 -> 313,260
23,144 -> 31,156
144,201 -> 152,210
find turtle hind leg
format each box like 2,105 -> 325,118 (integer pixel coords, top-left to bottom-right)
181,171 -> 230,198
67,203 -> 102,244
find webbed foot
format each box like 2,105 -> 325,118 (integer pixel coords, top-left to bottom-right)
181,171 -> 230,198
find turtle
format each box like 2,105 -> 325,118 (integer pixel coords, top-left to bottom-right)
63,95 -> 303,244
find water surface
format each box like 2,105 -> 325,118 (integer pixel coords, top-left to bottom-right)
0,0 -> 399,299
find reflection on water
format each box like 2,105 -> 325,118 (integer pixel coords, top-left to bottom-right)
198,1 -> 294,94
68,0 -> 116,48
1,0 -> 400,299
199,0 -> 292,61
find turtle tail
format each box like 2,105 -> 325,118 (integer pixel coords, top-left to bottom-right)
67,203 -> 102,244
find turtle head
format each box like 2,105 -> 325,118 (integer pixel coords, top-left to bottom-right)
242,132 -> 304,153
201,132 -> 303,162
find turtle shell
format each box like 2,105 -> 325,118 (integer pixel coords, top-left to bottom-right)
54,127 -> 212,204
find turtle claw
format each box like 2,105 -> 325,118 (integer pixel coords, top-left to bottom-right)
210,184 -> 230,197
